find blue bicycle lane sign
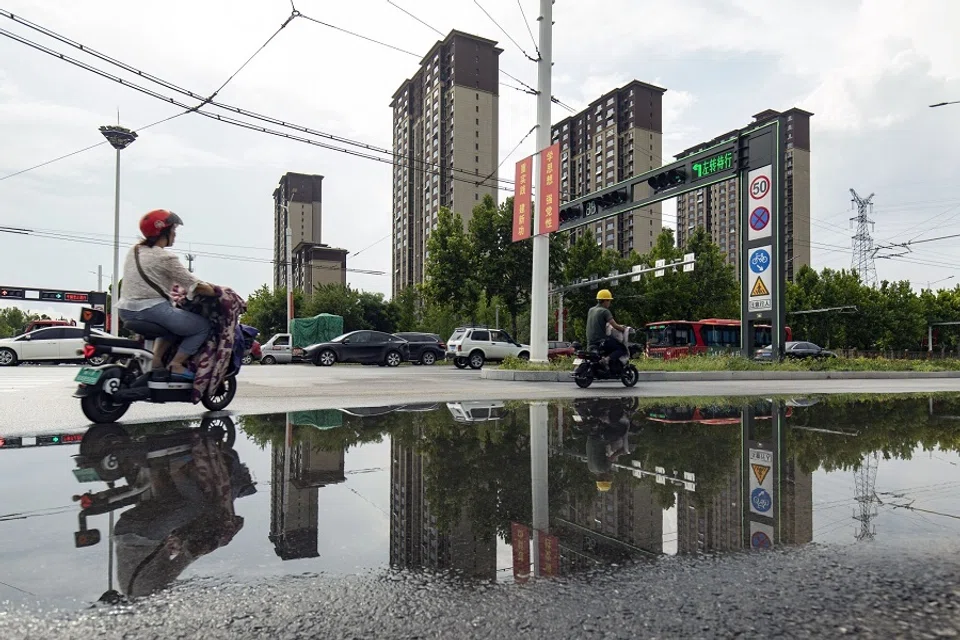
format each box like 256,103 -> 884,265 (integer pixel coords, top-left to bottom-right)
749,248 -> 771,274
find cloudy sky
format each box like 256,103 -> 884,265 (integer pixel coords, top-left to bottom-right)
1,0 -> 958,321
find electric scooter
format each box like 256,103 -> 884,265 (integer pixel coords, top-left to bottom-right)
73,307 -> 240,424
571,326 -> 643,389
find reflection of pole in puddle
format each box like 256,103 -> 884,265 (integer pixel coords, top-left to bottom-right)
853,452 -> 879,541
530,402 -> 549,577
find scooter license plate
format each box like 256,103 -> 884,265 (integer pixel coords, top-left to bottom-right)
573,358 -> 583,366
74,367 -> 103,385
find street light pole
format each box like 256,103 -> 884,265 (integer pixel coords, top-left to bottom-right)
929,101 -> 960,108
528,0 -> 554,363
99,125 -> 138,336
927,275 -> 955,290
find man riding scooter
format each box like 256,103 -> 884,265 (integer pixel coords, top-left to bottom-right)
587,289 -> 629,375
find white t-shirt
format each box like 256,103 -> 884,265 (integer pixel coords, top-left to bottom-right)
117,245 -> 203,311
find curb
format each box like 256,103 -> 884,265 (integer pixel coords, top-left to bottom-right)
480,369 -> 960,382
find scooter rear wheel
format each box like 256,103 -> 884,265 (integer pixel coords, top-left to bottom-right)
574,363 -> 594,388
80,393 -> 131,424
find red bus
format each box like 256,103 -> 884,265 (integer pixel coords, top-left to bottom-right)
644,318 -> 792,360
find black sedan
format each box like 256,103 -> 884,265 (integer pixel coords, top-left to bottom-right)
394,332 -> 446,365
305,331 -> 409,367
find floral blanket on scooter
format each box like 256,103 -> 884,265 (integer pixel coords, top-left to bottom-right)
170,285 -> 246,403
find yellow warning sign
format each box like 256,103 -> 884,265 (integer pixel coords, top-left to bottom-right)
752,463 -> 770,486
750,276 -> 770,297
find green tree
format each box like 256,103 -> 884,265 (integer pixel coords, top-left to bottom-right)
0,307 -> 36,338
424,207 -> 479,321
241,285 -> 304,338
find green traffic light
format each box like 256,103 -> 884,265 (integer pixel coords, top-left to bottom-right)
52,436 -> 59,443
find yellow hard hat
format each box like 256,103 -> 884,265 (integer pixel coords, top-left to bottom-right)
597,289 -> 613,301
596,480 -> 612,492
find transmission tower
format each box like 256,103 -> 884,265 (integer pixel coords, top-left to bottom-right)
852,452 -> 879,541
849,189 -> 878,287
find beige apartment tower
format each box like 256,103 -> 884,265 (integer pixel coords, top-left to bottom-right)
551,80 -> 667,257
390,30 -> 502,297
272,172 -> 348,295
675,108 -> 812,281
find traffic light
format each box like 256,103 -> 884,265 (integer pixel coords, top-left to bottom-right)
0,288 -> 24,299
647,168 -> 687,193
595,187 -> 630,209
559,202 -> 583,225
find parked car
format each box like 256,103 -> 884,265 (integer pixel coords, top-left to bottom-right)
755,341 -> 837,362
23,318 -> 77,334
306,330 -> 409,367
548,340 -> 576,359
259,333 -> 305,364
446,327 -> 530,369
394,332 -> 446,365
0,326 -> 110,366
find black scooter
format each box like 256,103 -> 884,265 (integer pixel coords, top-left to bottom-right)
73,307 -> 239,424
571,326 -> 642,389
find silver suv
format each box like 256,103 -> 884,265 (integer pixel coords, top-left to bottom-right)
446,327 -> 530,369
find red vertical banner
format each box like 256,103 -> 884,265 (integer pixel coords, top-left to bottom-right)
537,530 -> 560,577
511,522 -> 531,583
538,142 -> 561,235
512,156 -> 534,242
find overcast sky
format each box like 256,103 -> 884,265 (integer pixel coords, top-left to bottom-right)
1,0 -> 958,321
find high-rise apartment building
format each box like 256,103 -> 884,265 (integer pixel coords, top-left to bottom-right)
390,30 -> 501,297
675,108 -> 812,281
273,172 -> 348,295
551,80 -> 666,256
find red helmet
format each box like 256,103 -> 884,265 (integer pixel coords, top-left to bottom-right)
139,209 -> 183,238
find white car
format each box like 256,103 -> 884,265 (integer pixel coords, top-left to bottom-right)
0,326 -> 110,366
446,327 -> 530,370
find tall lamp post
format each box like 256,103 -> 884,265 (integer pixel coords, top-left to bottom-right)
99,125 -> 138,336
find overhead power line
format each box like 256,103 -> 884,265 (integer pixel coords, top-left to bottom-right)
473,0 -> 537,62
0,12 -> 516,190
385,0 -> 444,37
516,0 -> 540,59
0,226 -> 386,275
0,25 -> 517,191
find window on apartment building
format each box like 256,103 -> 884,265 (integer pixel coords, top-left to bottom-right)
476,105 -> 479,113
475,193 -> 479,201
476,131 -> 479,138
476,118 -> 479,125
475,155 -> 479,163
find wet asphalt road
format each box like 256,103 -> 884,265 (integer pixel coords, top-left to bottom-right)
3,364 -> 960,433
2,545 -> 958,639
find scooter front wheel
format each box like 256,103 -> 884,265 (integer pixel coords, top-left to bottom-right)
201,375 -> 237,411
621,364 -> 639,388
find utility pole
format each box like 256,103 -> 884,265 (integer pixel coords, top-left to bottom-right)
849,189 -> 878,287
185,253 -> 196,273
528,0 -> 554,363
97,265 -> 103,292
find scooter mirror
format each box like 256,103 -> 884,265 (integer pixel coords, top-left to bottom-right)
74,528 -> 102,548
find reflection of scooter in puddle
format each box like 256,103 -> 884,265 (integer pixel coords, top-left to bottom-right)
71,415 -> 256,601
573,399 -> 635,492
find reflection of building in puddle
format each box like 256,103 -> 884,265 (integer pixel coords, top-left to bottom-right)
269,421 -> 347,560
389,431 -> 497,579
554,478 -> 664,569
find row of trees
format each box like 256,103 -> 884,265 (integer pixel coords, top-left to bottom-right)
239,194 -> 959,352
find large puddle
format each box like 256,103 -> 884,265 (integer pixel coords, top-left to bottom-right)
1,394 -> 959,609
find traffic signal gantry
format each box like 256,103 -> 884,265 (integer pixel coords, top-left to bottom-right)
522,118 -> 788,359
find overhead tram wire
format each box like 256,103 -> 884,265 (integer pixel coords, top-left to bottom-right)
0,27 -> 517,191
0,12 -> 514,190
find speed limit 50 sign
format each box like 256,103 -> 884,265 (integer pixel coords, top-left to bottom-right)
747,165 -> 773,242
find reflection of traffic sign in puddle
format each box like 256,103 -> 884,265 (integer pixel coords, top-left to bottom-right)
751,487 -> 772,513
751,463 -> 770,485
751,530 -> 772,549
